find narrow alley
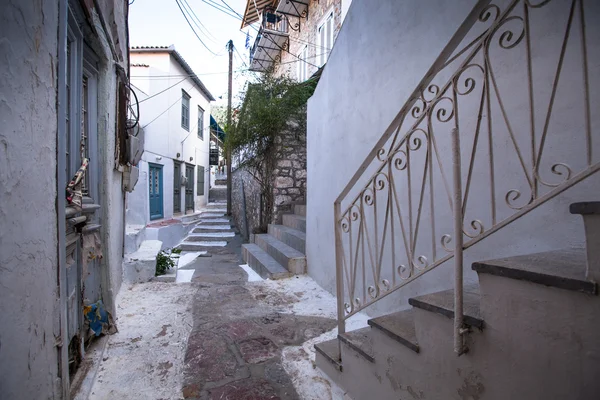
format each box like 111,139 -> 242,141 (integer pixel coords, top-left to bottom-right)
3,1 -> 600,399
81,197 -> 357,400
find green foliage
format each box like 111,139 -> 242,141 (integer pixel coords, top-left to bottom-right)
224,74 -> 317,159
155,249 -> 176,276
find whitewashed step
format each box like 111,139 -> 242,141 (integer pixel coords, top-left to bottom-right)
242,244 -> 292,280
186,232 -> 235,242
254,234 -> 305,274
178,241 -> 227,251
198,218 -> 230,225
268,224 -> 306,253
200,212 -> 226,218
193,225 -> 233,233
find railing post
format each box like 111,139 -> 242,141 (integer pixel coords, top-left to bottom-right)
334,201 -> 346,344
452,127 -> 466,355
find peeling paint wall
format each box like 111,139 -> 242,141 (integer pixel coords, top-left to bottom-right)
0,1 -> 61,398
0,0 -> 130,397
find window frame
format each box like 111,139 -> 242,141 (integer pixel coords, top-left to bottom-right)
181,90 -> 190,130
316,10 -> 334,67
297,45 -> 308,82
197,105 -> 204,139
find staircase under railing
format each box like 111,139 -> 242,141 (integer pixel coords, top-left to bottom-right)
334,0 -> 598,355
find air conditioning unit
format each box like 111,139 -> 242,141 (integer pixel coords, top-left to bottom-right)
181,175 -> 188,186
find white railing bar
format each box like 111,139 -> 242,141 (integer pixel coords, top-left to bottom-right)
452,128 -> 466,355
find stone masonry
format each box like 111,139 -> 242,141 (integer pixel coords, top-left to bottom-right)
231,119 -> 307,241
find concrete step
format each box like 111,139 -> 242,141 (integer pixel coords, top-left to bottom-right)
293,204 -> 306,217
241,243 -> 292,280
267,224 -> 306,253
193,225 -> 233,233
338,327 -> 375,363
123,239 -> 162,283
199,212 -> 226,219
315,337 -> 342,372
282,214 -> 306,232
186,232 -> 235,242
408,285 -> 484,330
254,234 -> 306,274
473,249 -> 596,295
198,218 -> 231,225
368,309 -> 419,353
178,241 -> 227,251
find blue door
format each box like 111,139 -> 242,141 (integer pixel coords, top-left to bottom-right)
149,163 -> 164,220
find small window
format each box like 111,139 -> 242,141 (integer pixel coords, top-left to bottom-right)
181,90 -> 190,130
197,165 -> 205,195
317,11 -> 334,67
197,106 -> 204,139
297,46 -> 308,82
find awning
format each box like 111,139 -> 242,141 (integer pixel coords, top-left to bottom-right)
240,0 -> 277,28
210,115 -> 225,142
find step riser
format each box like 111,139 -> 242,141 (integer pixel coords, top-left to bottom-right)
185,235 -> 233,242
267,225 -> 306,253
254,235 -> 306,274
178,243 -> 226,251
197,219 -> 231,225
192,228 -> 233,233
282,214 -> 306,232
293,204 -> 306,217
242,246 -> 291,280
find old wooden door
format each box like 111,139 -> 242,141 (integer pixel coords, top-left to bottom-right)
149,163 -> 164,220
185,163 -> 194,212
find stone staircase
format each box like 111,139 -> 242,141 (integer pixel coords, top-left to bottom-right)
178,201 -> 236,251
242,204 -> 307,279
315,202 -> 600,399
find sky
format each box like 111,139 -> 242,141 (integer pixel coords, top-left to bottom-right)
128,0 -> 258,109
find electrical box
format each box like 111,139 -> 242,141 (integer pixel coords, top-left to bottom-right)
123,165 -> 139,192
126,125 -> 145,166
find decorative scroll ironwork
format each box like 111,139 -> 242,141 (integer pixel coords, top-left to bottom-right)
335,0 -> 597,322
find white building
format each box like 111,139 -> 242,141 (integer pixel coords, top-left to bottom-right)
128,46 -> 215,227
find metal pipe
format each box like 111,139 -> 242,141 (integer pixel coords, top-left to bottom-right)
334,201 -> 345,359
452,127 -> 465,355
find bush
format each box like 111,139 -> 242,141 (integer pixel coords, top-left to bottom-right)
155,250 -> 176,276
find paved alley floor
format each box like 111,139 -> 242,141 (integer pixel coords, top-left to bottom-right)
85,209 -> 362,400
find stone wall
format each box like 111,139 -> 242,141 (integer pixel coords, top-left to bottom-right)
272,120 -> 307,223
274,0 -> 343,80
232,119 -> 307,241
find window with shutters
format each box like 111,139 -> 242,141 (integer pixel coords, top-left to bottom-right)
198,106 -> 204,139
316,11 -> 334,67
297,46 -> 308,82
197,165 -> 205,195
181,90 -> 190,130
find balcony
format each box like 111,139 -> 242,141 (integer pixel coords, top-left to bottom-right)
249,10 -> 289,72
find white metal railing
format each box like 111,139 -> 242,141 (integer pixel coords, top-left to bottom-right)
334,0 -> 597,355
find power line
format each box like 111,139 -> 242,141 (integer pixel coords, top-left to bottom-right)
175,0 -> 220,56
180,0 -> 219,43
220,0 -> 244,19
201,0 -> 241,20
135,77 -> 188,104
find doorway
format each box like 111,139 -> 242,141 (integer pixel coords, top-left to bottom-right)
149,163 -> 164,220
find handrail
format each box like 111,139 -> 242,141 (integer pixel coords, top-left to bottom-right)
334,0 -> 597,356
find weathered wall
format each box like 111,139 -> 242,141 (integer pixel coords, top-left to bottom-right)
0,1 -> 61,398
306,0 -> 600,320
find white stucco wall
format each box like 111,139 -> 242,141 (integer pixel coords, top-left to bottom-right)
0,2 -> 61,398
306,0 -> 600,317
127,52 -> 211,226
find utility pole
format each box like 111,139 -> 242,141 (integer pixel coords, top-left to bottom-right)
226,40 -> 233,215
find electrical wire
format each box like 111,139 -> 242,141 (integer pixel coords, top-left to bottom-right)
201,0 -> 241,20
179,0 -> 220,43
134,77 -> 188,105
175,0 -> 220,56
